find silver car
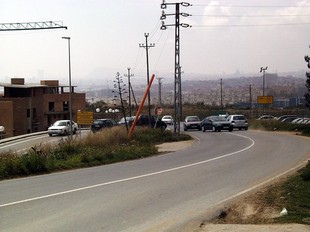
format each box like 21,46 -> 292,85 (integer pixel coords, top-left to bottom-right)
226,115 -> 248,130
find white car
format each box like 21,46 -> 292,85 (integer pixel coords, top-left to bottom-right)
161,115 -> 173,125
48,120 -> 78,136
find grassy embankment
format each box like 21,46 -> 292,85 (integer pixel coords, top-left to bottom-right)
0,127 -> 191,180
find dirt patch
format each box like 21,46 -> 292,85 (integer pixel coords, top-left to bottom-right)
196,178 -> 310,232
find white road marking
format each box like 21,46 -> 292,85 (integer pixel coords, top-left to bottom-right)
0,133 -> 254,208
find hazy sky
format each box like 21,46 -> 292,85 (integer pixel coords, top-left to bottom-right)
1,0 -> 310,86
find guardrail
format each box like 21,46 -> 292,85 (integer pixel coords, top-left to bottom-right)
0,131 -> 48,145
0,127 -> 90,145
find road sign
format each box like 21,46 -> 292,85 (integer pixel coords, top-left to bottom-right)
257,96 -> 273,104
77,111 -> 94,125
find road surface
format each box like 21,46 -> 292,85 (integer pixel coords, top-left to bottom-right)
0,130 -> 309,231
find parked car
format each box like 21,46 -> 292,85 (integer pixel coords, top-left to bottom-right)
281,116 -> 298,123
276,115 -> 297,121
201,116 -> 233,132
118,116 -> 135,126
226,114 -> 248,130
161,115 -> 173,125
48,120 -> 78,136
257,114 -> 275,120
183,116 -> 201,131
91,118 -> 118,133
291,118 -> 304,124
136,114 -> 167,129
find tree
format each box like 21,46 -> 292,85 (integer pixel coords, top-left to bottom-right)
304,55 -> 310,110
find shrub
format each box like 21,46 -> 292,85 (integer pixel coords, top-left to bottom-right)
301,160 -> 310,181
0,126 -> 190,180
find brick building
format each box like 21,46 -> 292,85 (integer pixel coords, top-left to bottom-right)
0,78 -> 85,138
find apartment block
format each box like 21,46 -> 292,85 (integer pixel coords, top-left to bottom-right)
0,78 -> 85,138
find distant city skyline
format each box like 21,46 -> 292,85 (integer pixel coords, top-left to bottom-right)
1,0 -> 310,86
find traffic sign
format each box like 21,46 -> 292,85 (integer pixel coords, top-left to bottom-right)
77,111 -> 94,125
257,96 -> 273,104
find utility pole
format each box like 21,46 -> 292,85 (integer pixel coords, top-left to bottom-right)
220,78 -> 223,109
139,33 -> 155,126
124,67 -> 134,117
160,0 -> 191,134
260,66 -> 268,96
157,77 -> 164,106
249,84 -> 253,117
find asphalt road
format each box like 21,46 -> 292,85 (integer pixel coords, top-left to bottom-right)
0,130 -> 309,232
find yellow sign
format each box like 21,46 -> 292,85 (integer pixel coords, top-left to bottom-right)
257,96 -> 273,104
77,111 -> 94,125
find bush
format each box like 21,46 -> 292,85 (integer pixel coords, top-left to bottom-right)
301,160 -> 310,181
0,126 -> 190,180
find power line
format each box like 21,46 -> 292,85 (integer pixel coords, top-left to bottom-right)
192,14 -> 310,17
192,5 -> 310,8
192,22 -> 310,28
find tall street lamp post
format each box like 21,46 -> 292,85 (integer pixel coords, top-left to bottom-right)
62,36 -> 73,139
260,66 -> 268,96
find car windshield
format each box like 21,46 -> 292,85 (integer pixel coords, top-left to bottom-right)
54,121 -> 67,126
208,116 -> 226,122
234,116 -> 246,120
187,116 -> 199,122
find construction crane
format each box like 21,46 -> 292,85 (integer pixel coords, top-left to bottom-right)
0,21 -> 67,31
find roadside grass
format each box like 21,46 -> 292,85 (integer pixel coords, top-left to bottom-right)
0,127 -> 191,180
213,161 -> 310,225
249,120 -> 310,225
265,161 -> 310,225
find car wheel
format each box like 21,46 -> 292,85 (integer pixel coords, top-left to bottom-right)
48,134 -> 53,137
238,128 -> 242,130
202,126 -> 206,132
184,126 -> 187,131
218,129 -> 221,132
63,130 -> 67,135
198,126 -> 202,131
229,128 -> 233,132
245,127 -> 248,130
73,128 -> 77,134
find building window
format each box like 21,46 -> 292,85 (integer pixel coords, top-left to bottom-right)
63,101 -> 69,111
27,109 -> 30,118
49,102 -> 55,112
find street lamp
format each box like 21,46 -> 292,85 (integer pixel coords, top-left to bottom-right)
260,66 -> 268,96
62,36 -> 73,139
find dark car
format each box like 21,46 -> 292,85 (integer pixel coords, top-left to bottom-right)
136,114 -> 167,129
201,116 -> 233,132
91,118 -> 118,133
183,116 -> 201,131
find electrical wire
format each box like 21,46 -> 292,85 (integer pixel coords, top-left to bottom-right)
192,4 -> 310,8
192,14 -> 310,17
192,22 -> 310,27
